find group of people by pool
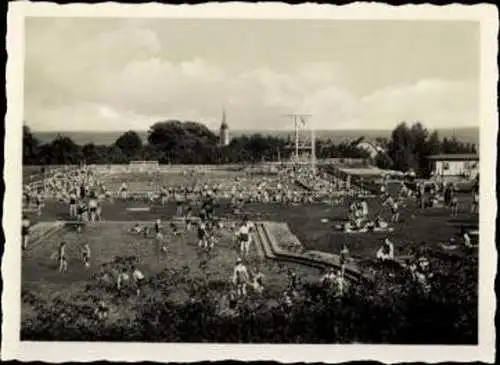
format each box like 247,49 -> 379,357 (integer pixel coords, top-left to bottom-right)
22,163 -> 479,318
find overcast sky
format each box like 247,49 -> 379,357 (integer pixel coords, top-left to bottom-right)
24,18 -> 479,131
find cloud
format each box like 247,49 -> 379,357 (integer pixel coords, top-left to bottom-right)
24,23 -> 478,132
358,79 -> 478,128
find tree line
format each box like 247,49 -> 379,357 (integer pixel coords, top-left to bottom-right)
23,120 -> 477,177
22,121 -> 370,165
373,122 -> 477,177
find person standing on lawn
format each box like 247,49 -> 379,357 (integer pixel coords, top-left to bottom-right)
160,185 -> 168,206
21,215 -> 31,250
35,190 -> 43,217
197,220 -> 208,249
58,241 -> 68,273
232,258 -> 250,298
236,217 -> 254,258
390,198 -> 400,222
154,218 -> 167,258
81,241 -> 91,268
68,189 -> 78,219
88,194 -> 98,223
449,185 -> 459,216
119,182 -> 128,199
471,185 -> 479,214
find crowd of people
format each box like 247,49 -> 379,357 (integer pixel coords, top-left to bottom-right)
22,162 -> 479,318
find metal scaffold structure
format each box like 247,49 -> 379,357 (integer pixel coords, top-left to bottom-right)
282,113 -> 317,173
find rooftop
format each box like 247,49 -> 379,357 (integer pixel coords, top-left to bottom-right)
426,153 -> 479,161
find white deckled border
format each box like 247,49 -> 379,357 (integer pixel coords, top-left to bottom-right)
3,2 -> 498,363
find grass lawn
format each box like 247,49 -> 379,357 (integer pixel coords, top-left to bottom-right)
28,191 -> 478,262
22,221 -> 322,325
275,198 -> 478,259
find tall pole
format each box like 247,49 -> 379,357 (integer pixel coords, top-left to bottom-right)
294,116 -> 299,161
310,117 -> 316,174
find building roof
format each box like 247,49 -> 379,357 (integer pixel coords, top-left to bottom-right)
220,121 -> 229,129
426,153 -> 479,161
339,167 -> 385,176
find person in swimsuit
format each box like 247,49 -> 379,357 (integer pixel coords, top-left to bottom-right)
232,258 -> 250,298
69,190 -> 78,219
35,191 -> 43,217
160,186 -> 168,206
88,196 -> 98,223
251,266 -> 265,294
132,266 -> 145,295
120,182 -> 128,200
77,201 -> 86,222
21,215 -> 31,250
58,241 -> 68,273
116,269 -> 129,291
81,242 -> 91,268
184,205 -> 193,231
175,191 -> 184,217
197,221 -> 208,249
153,218 -> 167,258
376,238 -> 395,261
471,186 -> 479,214
390,199 -> 400,223
80,183 -> 86,200
237,218 -> 254,257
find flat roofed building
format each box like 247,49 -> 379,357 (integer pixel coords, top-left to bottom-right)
427,153 -> 479,178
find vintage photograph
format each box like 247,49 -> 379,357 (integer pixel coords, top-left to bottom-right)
3,2 -> 497,363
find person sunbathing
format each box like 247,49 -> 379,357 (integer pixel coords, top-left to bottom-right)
375,215 -> 388,229
376,238 -> 395,261
129,224 -> 149,237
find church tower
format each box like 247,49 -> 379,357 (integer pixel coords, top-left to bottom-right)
219,107 -> 230,146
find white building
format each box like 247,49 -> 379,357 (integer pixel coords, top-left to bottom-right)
219,108 -> 230,147
427,154 -> 479,179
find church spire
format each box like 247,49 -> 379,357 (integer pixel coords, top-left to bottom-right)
220,106 -> 228,129
219,106 -> 230,146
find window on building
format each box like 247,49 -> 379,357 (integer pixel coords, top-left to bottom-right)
442,162 -> 449,170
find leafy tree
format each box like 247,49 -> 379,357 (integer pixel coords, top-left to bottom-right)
387,122 -> 416,172
82,143 -> 101,164
23,125 -> 40,164
147,120 -> 218,164
106,145 -> 128,164
374,153 -> 393,170
419,130 -> 441,177
114,131 -> 143,159
42,135 -> 83,165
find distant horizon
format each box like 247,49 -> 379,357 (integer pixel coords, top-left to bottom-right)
31,126 -> 480,147
30,125 -> 480,133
